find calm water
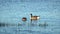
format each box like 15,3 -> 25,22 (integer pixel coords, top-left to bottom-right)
0,0 -> 60,34
0,20 -> 60,34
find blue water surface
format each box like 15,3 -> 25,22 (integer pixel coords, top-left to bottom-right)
0,0 -> 60,34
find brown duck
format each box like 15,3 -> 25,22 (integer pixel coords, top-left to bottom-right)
30,14 -> 40,20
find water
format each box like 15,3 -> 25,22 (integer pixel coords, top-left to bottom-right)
0,0 -> 60,34
0,20 -> 60,34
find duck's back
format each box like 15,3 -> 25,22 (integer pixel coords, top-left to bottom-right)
30,16 -> 39,20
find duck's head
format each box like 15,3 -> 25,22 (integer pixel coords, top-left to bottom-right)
30,13 -> 32,17
30,14 -> 32,15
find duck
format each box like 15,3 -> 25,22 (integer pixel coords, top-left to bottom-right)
22,17 -> 27,21
30,14 -> 40,20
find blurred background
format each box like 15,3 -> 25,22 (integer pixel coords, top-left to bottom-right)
0,0 -> 60,34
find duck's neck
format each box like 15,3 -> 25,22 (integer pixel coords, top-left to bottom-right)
30,14 -> 32,17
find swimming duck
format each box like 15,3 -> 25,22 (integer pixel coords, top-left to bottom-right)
30,14 -> 40,20
22,17 -> 27,21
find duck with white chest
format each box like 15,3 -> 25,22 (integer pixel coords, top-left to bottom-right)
30,14 -> 40,20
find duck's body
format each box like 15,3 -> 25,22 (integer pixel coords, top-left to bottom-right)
30,14 -> 40,20
30,16 -> 39,20
22,17 -> 27,21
